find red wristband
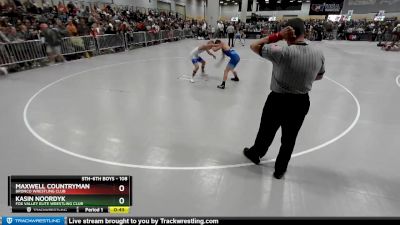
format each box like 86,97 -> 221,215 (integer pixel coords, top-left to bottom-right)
267,32 -> 283,43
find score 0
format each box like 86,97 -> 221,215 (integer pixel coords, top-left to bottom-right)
118,184 -> 126,205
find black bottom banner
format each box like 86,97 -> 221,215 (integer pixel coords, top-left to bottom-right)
66,217 -> 400,225
1,217 -> 399,225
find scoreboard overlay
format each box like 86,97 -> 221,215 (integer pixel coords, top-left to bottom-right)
8,176 -> 132,213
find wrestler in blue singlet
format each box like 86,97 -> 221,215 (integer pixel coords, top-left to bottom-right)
222,48 -> 240,69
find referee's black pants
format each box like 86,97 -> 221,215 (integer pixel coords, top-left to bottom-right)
228,33 -> 234,47
250,91 -> 310,174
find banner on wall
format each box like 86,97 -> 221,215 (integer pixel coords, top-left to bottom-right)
345,9 -> 353,21
309,0 -> 344,15
374,10 -> 386,21
327,15 -> 342,21
347,10 -> 353,16
328,14 -> 351,22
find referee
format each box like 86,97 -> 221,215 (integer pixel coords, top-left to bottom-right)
226,23 -> 235,47
244,18 -> 325,179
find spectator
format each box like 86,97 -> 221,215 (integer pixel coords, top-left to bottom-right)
80,6 -> 90,18
77,18 -> 90,36
6,26 -> 23,42
392,24 -> 400,43
53,18 -> 68,37
217,21 -> 224,38
17,24 -> 37,40
90,23 -> 101,37
66,19 -> 78,36
57,2 -> 67,14
0,28 -> 10,73
40,23 -> 65,64
67,1 -> 75,15
104,23 -> 116,34
0,28 -> 10,43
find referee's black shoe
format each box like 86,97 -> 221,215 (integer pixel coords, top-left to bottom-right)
231,77 -> 239,82
243,148 -> 260,165
273,171 -> 285,179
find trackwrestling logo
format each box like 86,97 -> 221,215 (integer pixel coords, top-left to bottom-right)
2,217 -> 65,225
311,3 -> 325,12
311,3 -> 341,12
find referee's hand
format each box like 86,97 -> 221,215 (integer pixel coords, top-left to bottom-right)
280,26 -> 296,40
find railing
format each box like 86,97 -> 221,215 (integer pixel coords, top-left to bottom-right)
173,30 -> 185,40
0,29 -> 193,68
0,40 -> 46,66
96,34 -> 126,51
145,31 -> 161,44
125,32 -> 147,48
61,36 -> 96,55
184,29 -> 193,38
159,30 -> 169,42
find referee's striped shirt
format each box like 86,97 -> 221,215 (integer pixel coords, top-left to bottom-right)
260,42 -> 325,94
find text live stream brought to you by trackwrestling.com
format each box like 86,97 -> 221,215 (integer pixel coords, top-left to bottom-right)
2,216 -> 400,224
